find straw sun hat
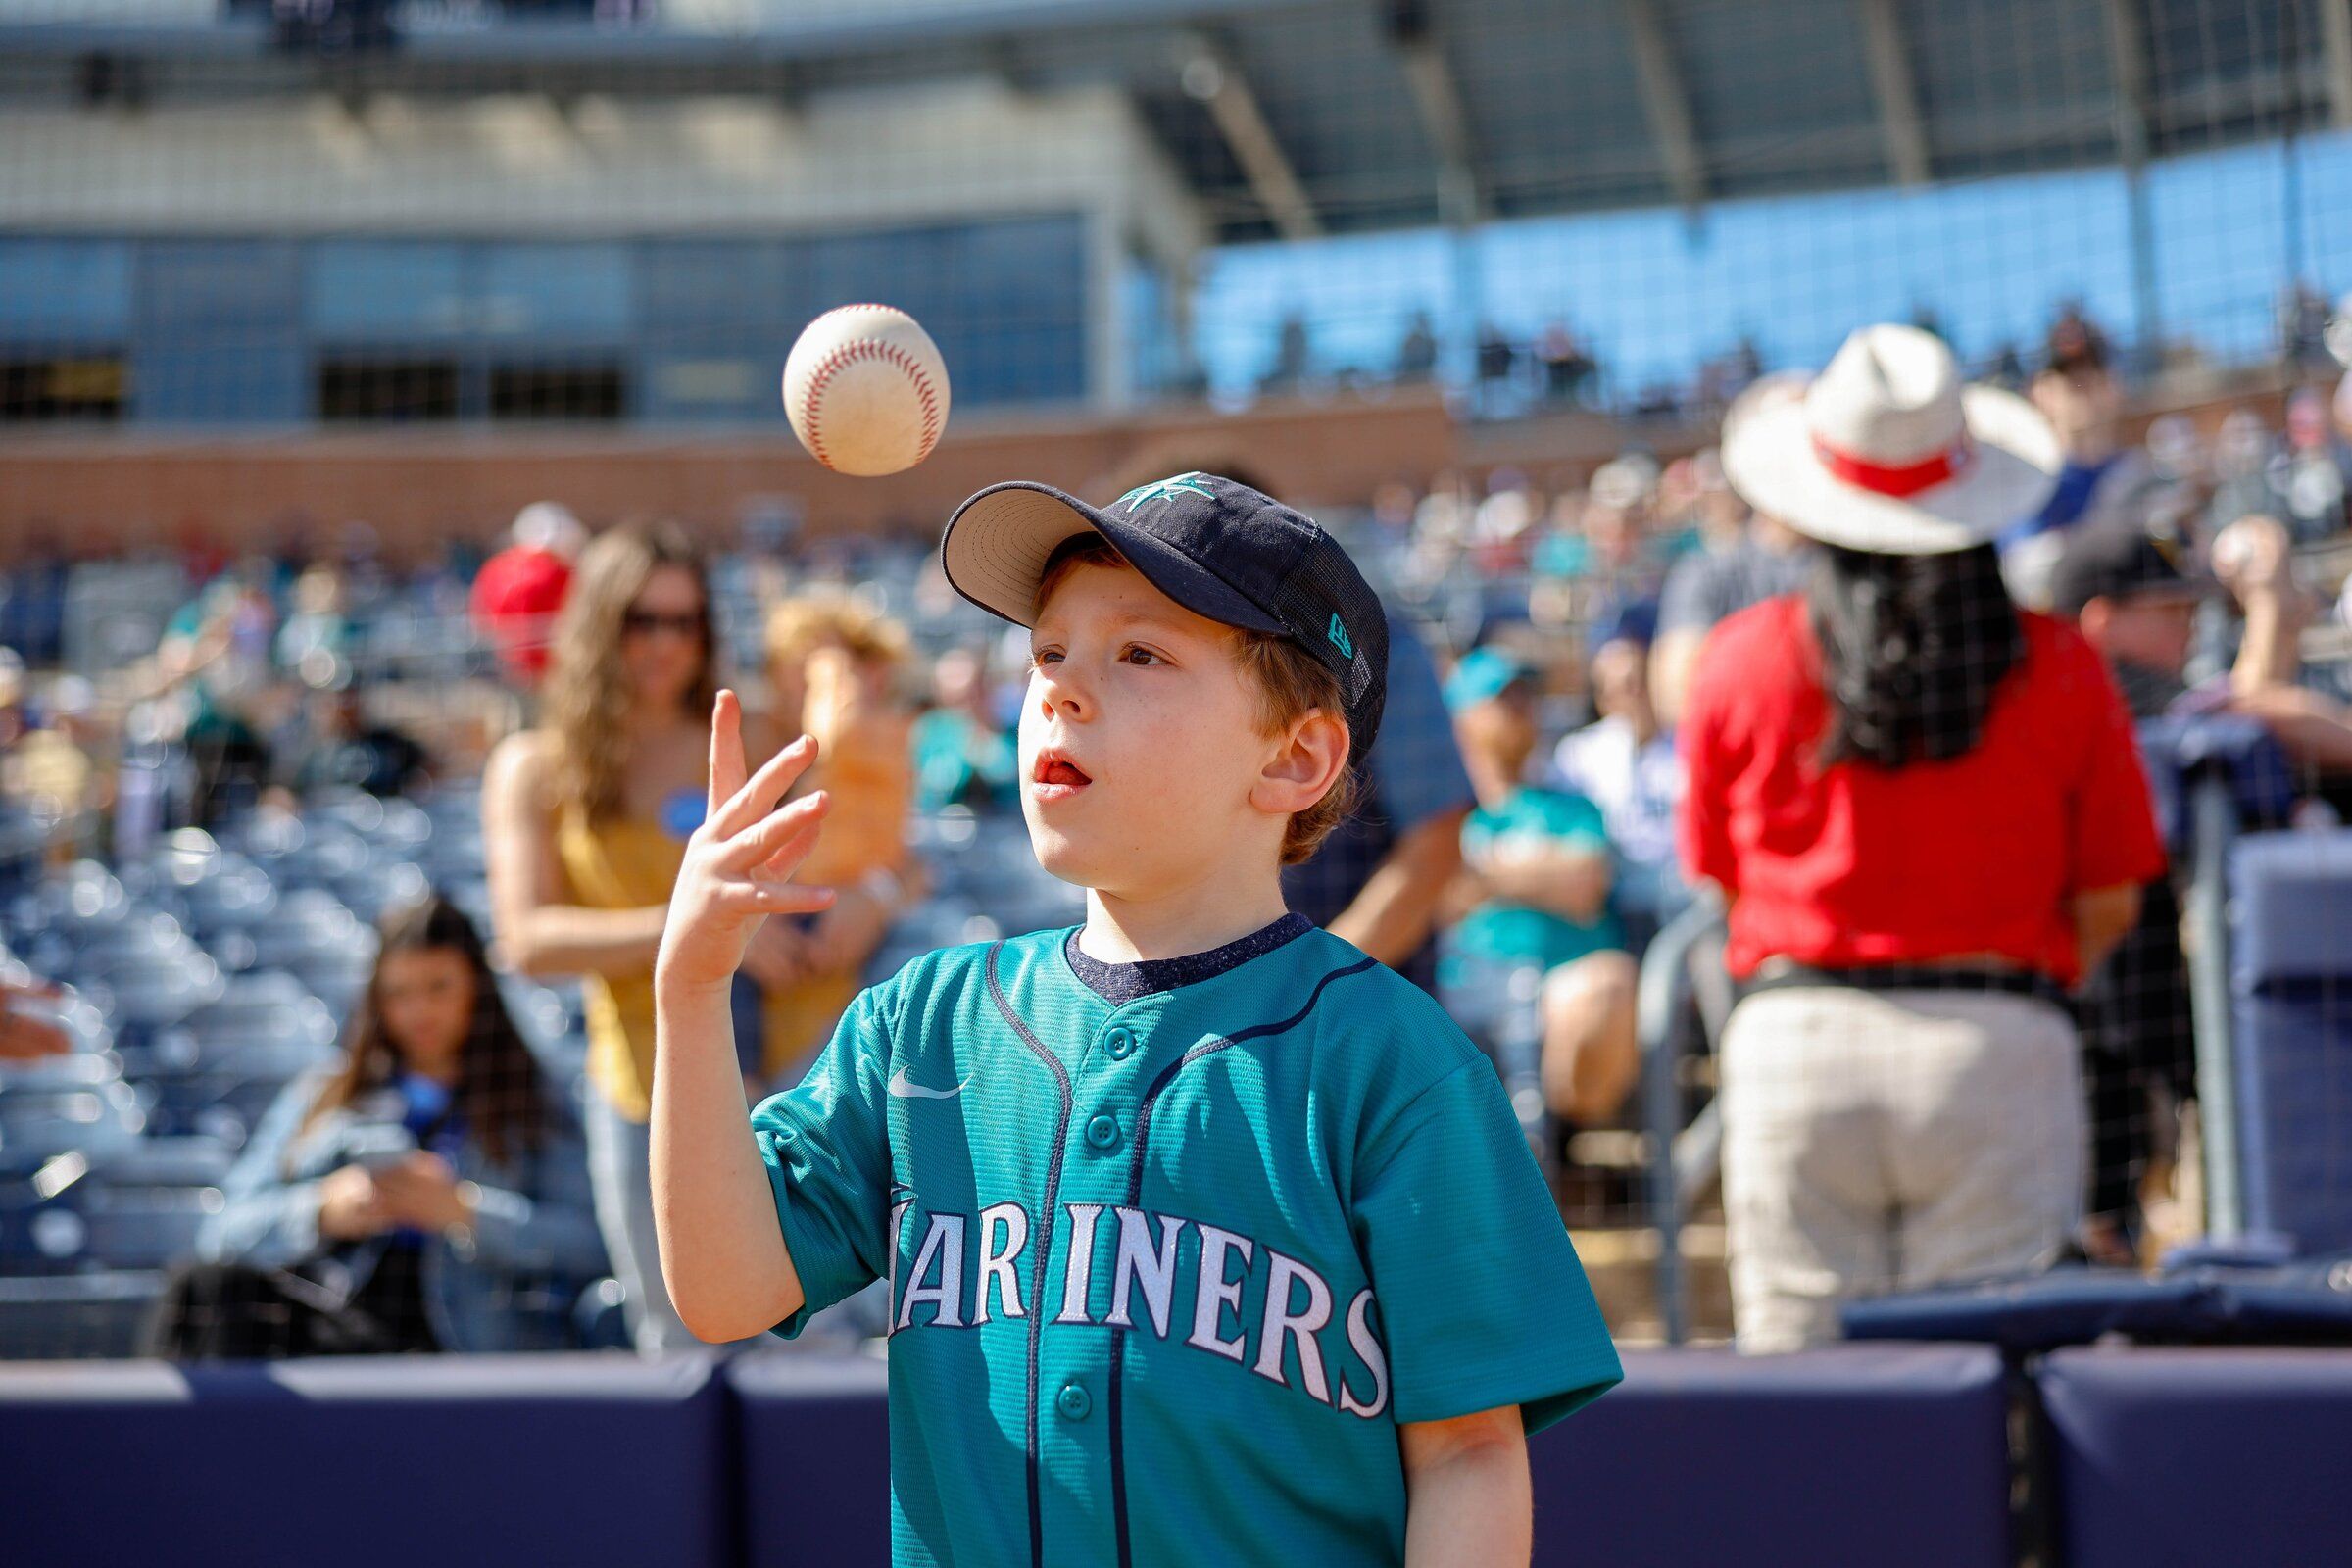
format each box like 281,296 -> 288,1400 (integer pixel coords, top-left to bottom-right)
1722,323 -> 2062,557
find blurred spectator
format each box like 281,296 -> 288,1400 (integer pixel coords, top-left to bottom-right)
1651,395 -> 1819,725
166,894 -> 603,1356
1538,456 -> 1671,617
2001,315 -> 2172,611
4,674 -> 110,861
274,668 -> 435,802
2269,384 -> 2350,543
1551,603 -> 1685,944
2057,517 -> 2352,776
154,570 -> 278,825
1397,310 -> 1440,381
1537,320 -> 1598,406
1444,647 -> 1639,1130
910,646 -> 1018,812
761,591 -> 919,1081
0,529 -> 70,667
1476,324 -> 1518,410
2281,279 -> 2333,373
1283,601 -> 1475,995
1263,313 -> 1311,393
482,521 -> 786,1354
470,502 -> 584,689
1692,324 -> 2163,1351
274,563 -> 352,684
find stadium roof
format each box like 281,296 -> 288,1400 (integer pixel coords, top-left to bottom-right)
0,0 -> 2335,242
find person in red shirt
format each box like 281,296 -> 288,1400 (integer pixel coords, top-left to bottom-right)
1686,323 -> 2165,1352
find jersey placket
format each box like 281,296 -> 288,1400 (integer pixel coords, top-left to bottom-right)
1036,993 -> 1170,1568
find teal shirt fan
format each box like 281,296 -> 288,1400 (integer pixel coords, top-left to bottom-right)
751,915 -> 1623,1567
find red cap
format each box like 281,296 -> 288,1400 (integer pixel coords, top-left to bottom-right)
469,545 -> 572,683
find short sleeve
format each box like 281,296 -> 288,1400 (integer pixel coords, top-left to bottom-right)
1351,1061 -> 1622,1434
1540,789 -> 1610,853
749,985 -> 898,1338
2058,632 -> 2168,893
1656,549 -> 1721,636
1369,612 -> 1477,832
1677,632 -> 1740,891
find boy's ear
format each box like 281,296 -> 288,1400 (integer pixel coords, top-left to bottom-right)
1251,708 -> 1350,816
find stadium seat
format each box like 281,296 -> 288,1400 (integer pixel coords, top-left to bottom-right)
728,1352 -> 893,1565
0,1270 -> 163,1358
2037,1347 -> 2352,1568
2229,830 -> 2352,1254
1530,1346 -> 2010,1567
0,1354 -> 735,1568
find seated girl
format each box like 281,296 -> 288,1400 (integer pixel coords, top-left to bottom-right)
161,893 -> 606,1356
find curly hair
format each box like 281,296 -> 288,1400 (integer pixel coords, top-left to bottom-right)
542,522 -> 716,822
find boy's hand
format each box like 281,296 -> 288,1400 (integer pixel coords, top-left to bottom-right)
657,691 -> 837,995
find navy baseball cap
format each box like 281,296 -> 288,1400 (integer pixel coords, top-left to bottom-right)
941,471 -> 1389,761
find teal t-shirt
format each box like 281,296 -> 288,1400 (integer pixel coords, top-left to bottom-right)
752,918 -> 1622,1567
1455,786 -> 1623,970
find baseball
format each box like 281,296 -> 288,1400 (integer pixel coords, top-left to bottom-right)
782,304 -> 952,477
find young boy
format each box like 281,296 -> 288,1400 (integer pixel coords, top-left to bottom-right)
652,473 -> 1621,1566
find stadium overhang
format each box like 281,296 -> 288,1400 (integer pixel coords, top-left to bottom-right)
0,0 -> 2331,242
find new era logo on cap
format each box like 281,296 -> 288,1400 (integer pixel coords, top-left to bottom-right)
940,471 -> 1391,762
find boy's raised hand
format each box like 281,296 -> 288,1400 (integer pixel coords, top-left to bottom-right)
656,690 -> 837,993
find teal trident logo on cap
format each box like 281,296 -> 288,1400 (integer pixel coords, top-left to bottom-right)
1327,613 -> 1353,658
1115,472 -> 1216,512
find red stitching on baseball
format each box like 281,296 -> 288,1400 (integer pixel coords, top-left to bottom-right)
799,331 -> 943,470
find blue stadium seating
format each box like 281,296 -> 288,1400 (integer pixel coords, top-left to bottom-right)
2038,1347 -> 2352,1568
1531,1346 -> 2010,1566
729,1352 -> 894,1564
2229,830 -> 2352,1254
0,1353 -> 735,1568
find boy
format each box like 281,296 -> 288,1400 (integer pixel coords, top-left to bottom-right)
653,473 -> 1621,1566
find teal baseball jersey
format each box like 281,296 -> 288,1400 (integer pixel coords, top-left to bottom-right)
750,913 -> 1622,1567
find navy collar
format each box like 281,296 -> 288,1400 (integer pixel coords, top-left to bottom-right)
1063,912 -> 1313,1004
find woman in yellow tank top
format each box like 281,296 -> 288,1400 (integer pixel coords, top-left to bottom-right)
480,523 -> 883,1353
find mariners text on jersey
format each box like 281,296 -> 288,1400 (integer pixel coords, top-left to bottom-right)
751,915 -> 1622,1568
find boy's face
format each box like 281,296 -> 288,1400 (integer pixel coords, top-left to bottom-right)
1021,560 -> 1284,898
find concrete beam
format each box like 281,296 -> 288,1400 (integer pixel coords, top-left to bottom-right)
1176,32 -> 1322,241
1856,0 -> 1931,185
1619,0 -> 1707,212
2102,0 -> 2151,166
1382,0 -> 1485,225
2324,0 -> 2352,130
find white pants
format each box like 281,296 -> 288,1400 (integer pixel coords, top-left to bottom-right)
584,1094 -> 701,1355
1719,987 -> 2083,1354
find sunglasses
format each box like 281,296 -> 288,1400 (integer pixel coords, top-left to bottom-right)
621,610 -> 705,639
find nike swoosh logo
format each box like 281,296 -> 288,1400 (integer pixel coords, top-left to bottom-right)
887,1066 -> 971,1100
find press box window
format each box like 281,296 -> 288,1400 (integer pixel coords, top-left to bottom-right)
317,358 -> 461,422
0,355 -> 128,422
489,361 -> 625,422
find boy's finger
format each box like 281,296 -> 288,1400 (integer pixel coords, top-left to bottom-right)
749,814 -> 828,882
718,789 -> 830,872
707,691 -> 748,817
713,732 -> 818,840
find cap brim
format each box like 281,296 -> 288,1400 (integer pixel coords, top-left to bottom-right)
942,481 -> 1287,635
1722,385 -> 2063,556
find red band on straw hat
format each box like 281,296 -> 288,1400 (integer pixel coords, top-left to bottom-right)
1811,433 -> 1975,497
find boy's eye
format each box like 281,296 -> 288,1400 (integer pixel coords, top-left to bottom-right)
1031,646 -> 1061,667
1120,644 -> 1162,666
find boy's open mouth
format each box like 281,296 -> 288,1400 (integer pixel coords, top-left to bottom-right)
1031,749 -> 1093,800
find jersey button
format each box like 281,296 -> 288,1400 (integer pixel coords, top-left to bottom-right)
1084,1113 -> 1122,1152
1102,1027 -> 1137,1061
1055,1381 -> 1092,1422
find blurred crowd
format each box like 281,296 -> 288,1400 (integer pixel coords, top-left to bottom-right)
5,301 -> 2352,1356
